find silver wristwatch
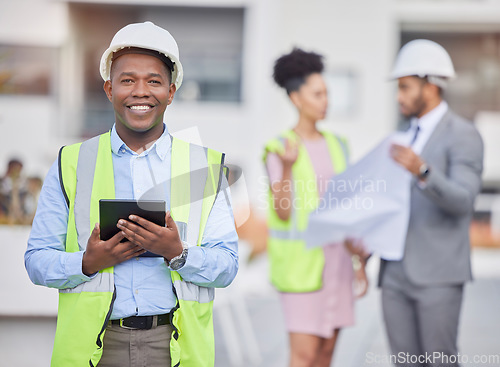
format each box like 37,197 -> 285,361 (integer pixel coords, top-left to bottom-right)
418,163 -> 431,180
166,242 -> 189,271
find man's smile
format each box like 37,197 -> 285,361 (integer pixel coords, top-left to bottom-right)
128,104 -> 154,112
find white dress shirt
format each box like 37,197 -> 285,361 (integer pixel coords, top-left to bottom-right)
408,101 -> 448,154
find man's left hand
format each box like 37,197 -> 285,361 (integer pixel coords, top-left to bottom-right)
390,144 -> 425,176
117,211 -> 184,261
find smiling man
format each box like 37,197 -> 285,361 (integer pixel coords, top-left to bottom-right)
25,22 -> 238,367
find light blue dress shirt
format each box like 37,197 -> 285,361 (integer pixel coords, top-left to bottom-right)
25,124 -> 239,319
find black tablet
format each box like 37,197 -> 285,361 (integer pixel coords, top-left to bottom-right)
99,199 -> 166,257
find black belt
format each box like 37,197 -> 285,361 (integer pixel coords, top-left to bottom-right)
111,314 -> 171,330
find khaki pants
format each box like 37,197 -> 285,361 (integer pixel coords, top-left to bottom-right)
98,322 -> 173,367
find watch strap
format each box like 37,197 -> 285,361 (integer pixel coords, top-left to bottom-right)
418,163 -> 430,179
165,241 -> 189,269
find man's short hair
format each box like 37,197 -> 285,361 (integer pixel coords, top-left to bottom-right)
110,47 -> 174,84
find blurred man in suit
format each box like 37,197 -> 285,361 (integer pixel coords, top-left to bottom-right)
381,39 -> 484,367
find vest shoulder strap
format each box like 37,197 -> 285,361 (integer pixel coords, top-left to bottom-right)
321,131 -> 349,160
170,136 -> 226,246
58,141 -> 84,208
170,135 -> 226,193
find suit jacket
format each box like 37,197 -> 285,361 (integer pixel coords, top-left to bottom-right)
379,109 -> 484,287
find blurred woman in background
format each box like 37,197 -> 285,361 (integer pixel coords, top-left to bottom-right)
263,48 -> 368,367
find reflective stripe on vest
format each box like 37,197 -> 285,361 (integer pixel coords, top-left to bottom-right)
169,137 -> 219,308
268,228 -> 305,241
173,279 -> 215,303
60,272 -> 114,294
74,135 -> 100,252
53,131 -> 224,367
264,130 -> 348,293
185,143 -> 209,246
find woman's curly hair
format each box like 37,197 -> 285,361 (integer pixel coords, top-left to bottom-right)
273,48 -> 324,94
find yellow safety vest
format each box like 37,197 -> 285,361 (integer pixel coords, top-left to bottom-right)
53,131 -> 225,367
263,130 -> 348,293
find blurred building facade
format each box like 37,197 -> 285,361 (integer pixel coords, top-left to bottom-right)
4,0 -> 500,199
3,0 -> 500,365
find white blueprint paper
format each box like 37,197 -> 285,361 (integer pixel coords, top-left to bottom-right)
304,133 -> 412,260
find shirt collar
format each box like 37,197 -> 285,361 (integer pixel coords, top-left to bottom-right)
411,101 -> 448,131
110,123 -> 171,160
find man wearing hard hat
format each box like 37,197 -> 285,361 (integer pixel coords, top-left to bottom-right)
25,22 -> 238,367
378,39 -> 484,367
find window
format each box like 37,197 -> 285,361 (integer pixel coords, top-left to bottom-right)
0,45 -> 57,96
401,32 -> 500,121
69,4 -> 244,136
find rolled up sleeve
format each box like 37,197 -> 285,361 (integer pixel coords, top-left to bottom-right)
24,160 -> 93,289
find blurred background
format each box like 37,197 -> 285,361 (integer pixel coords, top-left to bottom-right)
1,0 -> 500,366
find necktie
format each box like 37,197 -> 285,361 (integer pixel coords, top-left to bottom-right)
410,125 -> 420,146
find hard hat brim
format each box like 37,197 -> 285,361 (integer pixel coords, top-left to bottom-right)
389,70 -> 456,80
100,44 -> 184,89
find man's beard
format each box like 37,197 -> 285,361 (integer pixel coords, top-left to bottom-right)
403,93 -> 427,119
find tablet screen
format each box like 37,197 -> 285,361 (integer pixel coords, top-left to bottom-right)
99,199 -> 166,257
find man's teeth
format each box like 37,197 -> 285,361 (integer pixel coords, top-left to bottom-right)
130,105 -> 151,110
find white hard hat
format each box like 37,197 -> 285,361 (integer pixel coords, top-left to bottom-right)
390,39 -> 456,81
100,21 -> 183,89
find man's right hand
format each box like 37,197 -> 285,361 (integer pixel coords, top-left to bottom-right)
82,223 -> 147,276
